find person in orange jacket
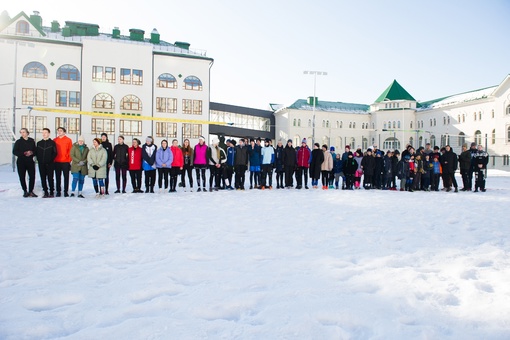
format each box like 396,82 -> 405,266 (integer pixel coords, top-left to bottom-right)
53,127 -> 73,197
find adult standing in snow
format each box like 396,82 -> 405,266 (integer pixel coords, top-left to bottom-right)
13,128 -> 37,197
181,139 -> 194,191
142,136 -> 157,193
54,127 -> 73,197
261,138 -> 275,189
207,138 -> 226,191
343,151 -> 358,190
361,149 -> 376,189
70,135 -> 88,198
169,139 -> 184,192
87,138 -> 107,198
112,135 -> 129,193
128,139 -> 143,193
274,140 -> 285,189
247,138 -> 262,189
458,143 -> 472,191
36,127 -> 57,198
440,145 -> 458,192
234,138 -> 249,190
100,133 -> 113,195
473,145 -> 489,192
320,144 -> 333,190
341,146 -> 351,189
155,139 -> 173,192
193,136 -> 208,192
309,143 -> 324,189
295,138 -> 311,189
224,139 -> 236,190
282,139 -> 296,189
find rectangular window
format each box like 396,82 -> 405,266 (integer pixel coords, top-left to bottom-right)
22,88 -> 34,105
119,119 -> 142,136
69,91 -> 80,107
182,99 -> 193,114
91,118 -> 115,134
156,97 -> 166,112
132,69 -> 143,85
156,97 -> 177,113
56,90 -> 67,107
92,66 -> 103,82
105,67 -> 116,83
35,89 -> 47,106
120,68 -> 131,84
182,123 -> 202,139
155,122 -> 177,138
21,115 -> 46,133
55,117 -> 80,134
193,100 -> 202,115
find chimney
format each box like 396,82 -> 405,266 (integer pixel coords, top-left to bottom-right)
112,27 -> 120,39
307,96 -> 318,106
129,28 -> 144,41
30,11 -> 42,29
51,20 -> 60,33
174,41 -> 190,50
150,28 -> 160,44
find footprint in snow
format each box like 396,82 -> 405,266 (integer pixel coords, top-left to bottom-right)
23,294 -> 83,312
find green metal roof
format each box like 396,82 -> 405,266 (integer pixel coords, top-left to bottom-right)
0,11 -> 46,36
375,79 -> 416,103
287,99 -> 370,113
418,85 -> 496,110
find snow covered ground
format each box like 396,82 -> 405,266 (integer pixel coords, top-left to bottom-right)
1,165 -> 510,339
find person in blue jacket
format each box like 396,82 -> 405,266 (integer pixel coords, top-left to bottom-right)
142,136 -> 157,193
333,153 -> 343,189
155,139 -> 173,192
247,138 -> 262,189
224,139 -> 236,190
260,138 -> 275,189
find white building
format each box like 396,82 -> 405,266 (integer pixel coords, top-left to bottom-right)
0,11 -> 213,164
274,77 -> 510,169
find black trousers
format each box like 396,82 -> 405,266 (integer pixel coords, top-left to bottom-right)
130,170 -> 142,190
235,165 -> 247,189
158,167 -> 170,189
181,164 -> 193,188
170,167 -> 180,191
17,160 -> 36,192
209,165 -> 221,188
115,167 -> 128,191
195,165 -> 207,188
284,166 -> 294,187
295,166 -> 308,187
224,165 -> 234,187
54,162 -> 70,193
460,168 -> 470,189
38,162 -> 54,193
144,170 -> 156,190
321,170 -> 330,187
261,164 -> 273,187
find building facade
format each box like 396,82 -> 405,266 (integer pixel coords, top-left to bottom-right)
0,11 -> 213,164
275,77 -> 510,169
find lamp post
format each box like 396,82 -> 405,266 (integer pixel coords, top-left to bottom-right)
303,70 -> 327,144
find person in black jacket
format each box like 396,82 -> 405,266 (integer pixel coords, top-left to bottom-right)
440,145 -> 458,192
282,139 -> 296,188
101,133 -> 113,194
113,135 -> 129,193
274,140 -> 285,189
36,128 -> 57,197
361,149 -> 376,189
473,145 -> 489,192
458,143 -> 472,191
13,128 -> 37,197
234,138 -> 249,190
343,151 -> 358,190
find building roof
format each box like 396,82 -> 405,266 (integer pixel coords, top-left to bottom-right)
418,86 -> 497,111
285,99 -> 370,114
375,79 -> 416,103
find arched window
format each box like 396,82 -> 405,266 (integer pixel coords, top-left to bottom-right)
398,121 -> 401,129
433,118 -> 436,126
340,121 -> 343,128
322,120 -> 325,128
293,119 -> 296,127
492,129 -> 496,144
410,121 -> 413,129
409,137 -> 414,147
492,109 -> 494,118
474,112 -> 477,121
443,117 -> 446,125
22,62 -> 47,78
298,119 -> 301,127
120,94 -> 142,111
56,64 -> 80,81
322,136 -> 329,146
92,93 -> 115,109
16,20 -> 30,34
458,115 -> 461,123
349,122 -> 352,129
383,121 -> 387,129
353,122 -> 356,129
362,137 -> 368,150
479,112 -> 482,120
430,135 -> 436,147
506,105 -> 510,115
507,127 -> 510,142
157,73 -> 177,88
393,121 -> 396,129
383,137 -> 400,150
326,120 -> 330,128
419,136 -> 423,147
350,137 -> 355,148
430,119 -> 433,127
294,135 -> 301,146
183,76 -> 202,90
459,132 -> 465,147
474,130 -> 482,145
336,121 -> 340,129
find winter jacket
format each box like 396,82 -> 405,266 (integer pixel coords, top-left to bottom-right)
142,143 -> 157,171
156,147 -> 173,168
113,143 -> 129,169
282,145 -> 296,168
361,155 -> 375,175
321,150 -> 333,171
193,143 -> 208,166
296,146 -> 311,168
13,137 -> 36,164
36,138 -> 57,164
54,135 -> 73,163
274,145 -> 284,171
374,155 -> 384,176
440,150 -> 458,174
171,145 -> 184,167
414,158 -> 424,174
432,160 -> 441,174
458,150 -> 472,171
234,145 -> 249,166
383,155 -> 393,176
207,145 -> 226,165
309,148 -> 324,179
261,146 -> 275,165
226,146 -> 236,167
181,146 -> 194,167
101,140 -> 113,166
391,155 -> 399,175
333,156 -> 343,174
87,145 -> 107,178
70,142 -> 89,175
473,150 -> 489,170
248,144 -> 262,166
128,146 -> 143,171
343,157 -> 358,175
354,155 -> 363,171
396,160 -> 410,180
423,159 -> 433,178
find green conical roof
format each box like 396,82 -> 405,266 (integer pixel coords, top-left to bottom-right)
375,79 -> 416,103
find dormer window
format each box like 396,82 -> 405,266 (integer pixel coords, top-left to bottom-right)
16,20 -> 30,34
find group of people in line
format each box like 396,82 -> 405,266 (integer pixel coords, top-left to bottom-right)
12,128 -> 490,198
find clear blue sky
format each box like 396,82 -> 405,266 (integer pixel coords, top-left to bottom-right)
3,0 -> 510,109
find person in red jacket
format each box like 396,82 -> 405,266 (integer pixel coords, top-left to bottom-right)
54,127 -> 73,197
128,138 -> 143,193
295,138 -> 311,189
169,139 -> 184,192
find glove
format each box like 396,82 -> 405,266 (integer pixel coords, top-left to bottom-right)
78,161 -> 85,166
92,165 -> 99,170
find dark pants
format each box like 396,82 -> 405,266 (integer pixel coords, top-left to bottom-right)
209,165 -> 221,189
38,162 -> 54,193
104,165 -> 111,193
460,168 -> 470,190
431,174 -> 440,191
284,166 -> 294,187
181,164 -> 193,188
295,166 -> 308,187
363,174 -> 373,189
345,173 -> 354,189
195,165 -> 207,188
276,170 -> 284,188
17,160 -> 36,193
235,165 -> 247,189
475,169 -> 486,190
54,162 -> 70,194
130,170 -> 142,191
261,164 -> 273,187
115,166 -> 127,191
144,170 -> 156,191
321,170 -> 329,187
413,172 -> 422,190
170,167 -> 180,191
224,165 -> 234,187
157,167 -> 170,189
444,172 -> 458,189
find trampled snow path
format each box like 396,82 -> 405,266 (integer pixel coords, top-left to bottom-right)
1,166 -> 509,339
